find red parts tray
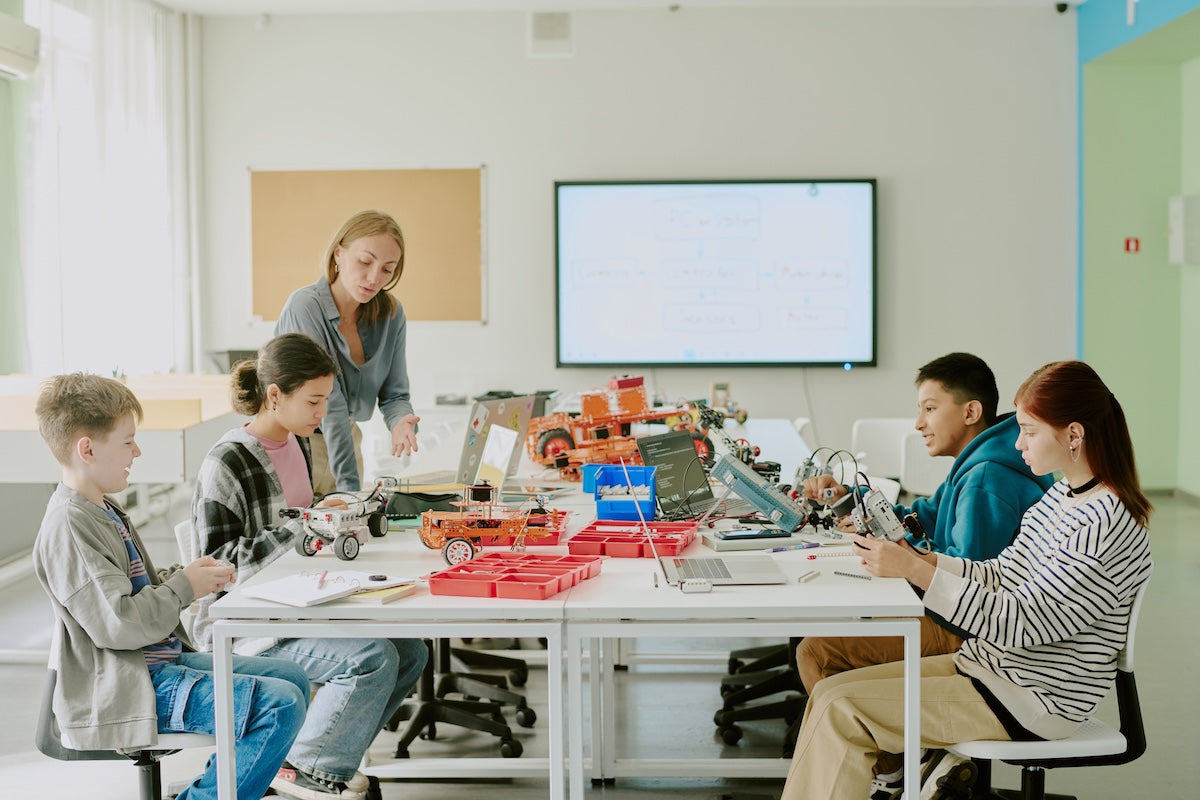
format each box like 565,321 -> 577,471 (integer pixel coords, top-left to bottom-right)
566,520 -> 698,558
427,552 -> 604,600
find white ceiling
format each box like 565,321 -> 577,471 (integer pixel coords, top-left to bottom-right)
152,1 -> 1075,17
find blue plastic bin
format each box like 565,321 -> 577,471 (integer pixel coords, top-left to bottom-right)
580,464 -> 657,521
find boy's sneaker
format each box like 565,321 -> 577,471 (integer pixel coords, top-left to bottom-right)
270,763 -> 366,800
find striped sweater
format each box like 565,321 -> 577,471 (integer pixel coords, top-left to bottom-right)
190,426 -> 311,652
923,480 -> 1152,740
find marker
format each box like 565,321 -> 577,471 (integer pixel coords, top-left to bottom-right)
796,570 -> 819,583
770,542 -> 822,553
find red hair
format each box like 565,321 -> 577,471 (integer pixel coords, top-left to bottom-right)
1015,361 -> 1151,527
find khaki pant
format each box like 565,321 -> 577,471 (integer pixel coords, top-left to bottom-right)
798,616 -> 964,694
308,422 -> 364,496
780,654 -> 1010,800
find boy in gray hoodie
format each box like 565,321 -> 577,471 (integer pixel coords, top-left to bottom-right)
32,373 -> 310,800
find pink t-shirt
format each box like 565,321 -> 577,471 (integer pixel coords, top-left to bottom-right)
245,425 -> 315,509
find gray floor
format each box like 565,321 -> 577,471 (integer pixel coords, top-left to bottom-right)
1,492 -> 1196,798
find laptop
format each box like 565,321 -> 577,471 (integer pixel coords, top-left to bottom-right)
457,395 -> 538,485
604,452 -> 787,586
412,395 -> 540,486
635,430 -> 715,518
635,430 -> 757,520
659,552 -> 789,586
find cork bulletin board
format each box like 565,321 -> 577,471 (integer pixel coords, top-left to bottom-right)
250,167 -> 484,322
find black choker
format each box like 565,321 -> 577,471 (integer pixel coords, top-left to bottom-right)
1066,477 -> 1101,497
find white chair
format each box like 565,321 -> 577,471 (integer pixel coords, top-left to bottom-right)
173,519 -> 199,564
849,417 -> 915,480
173,520 -> 200,635
36,625 -> 215,800
948,580 -> 1150,800
898,430 -> 953,497
792,416 -> 816,449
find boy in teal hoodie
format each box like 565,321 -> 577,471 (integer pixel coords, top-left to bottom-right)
797,353 -> 1053,693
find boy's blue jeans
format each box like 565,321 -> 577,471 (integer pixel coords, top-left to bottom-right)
150,652 -> 310,800
258,637 -> 428,783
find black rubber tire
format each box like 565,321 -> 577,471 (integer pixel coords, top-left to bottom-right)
535,428 -> 575,459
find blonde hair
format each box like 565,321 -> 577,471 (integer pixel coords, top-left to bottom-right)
324,210 -> 404,327
35,374 -> 143,465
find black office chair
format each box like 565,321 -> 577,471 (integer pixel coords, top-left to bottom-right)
37,666 -> 215,800
714,636 -> 807,754
386,638 -> 534,758
949,581 -> 1150,800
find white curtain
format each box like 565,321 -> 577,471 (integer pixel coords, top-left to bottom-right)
14,0 -> 189,376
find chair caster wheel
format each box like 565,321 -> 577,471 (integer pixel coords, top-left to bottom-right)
515,706 -> 537,727
509,668 -> 528,687
718,724 -> 743,745
500,738 -> 523,758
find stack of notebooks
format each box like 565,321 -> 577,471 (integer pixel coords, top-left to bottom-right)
242,570 -> 419,607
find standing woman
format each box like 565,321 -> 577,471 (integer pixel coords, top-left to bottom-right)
276,210 -> 420,494
779,361 -> 1153,800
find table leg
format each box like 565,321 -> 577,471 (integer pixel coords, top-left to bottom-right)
213,623 -> 237,800
547,624 -> 564,800
902,619 -> 921,800
567,628 -> 584,800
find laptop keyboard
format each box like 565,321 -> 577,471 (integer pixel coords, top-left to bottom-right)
673,558 -> 732,580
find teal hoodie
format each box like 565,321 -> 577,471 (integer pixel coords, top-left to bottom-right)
898,413 -> 1053,560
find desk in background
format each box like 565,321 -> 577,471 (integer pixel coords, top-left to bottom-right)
0,373 -> 241,484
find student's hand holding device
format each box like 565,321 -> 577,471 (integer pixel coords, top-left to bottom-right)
183,556 -> 237,597
849,532 -> 936,589
391,413 -> 421,457
803,474 -> 847,504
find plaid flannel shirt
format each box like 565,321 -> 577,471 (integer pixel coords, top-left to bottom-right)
190,426 -> 312,651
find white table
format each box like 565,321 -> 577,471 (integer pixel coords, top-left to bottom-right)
209,418 -> 925,800
208,535 -> 568,800
562,546 -> 924,800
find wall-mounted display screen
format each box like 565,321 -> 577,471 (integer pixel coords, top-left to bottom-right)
555,179 -> 877,368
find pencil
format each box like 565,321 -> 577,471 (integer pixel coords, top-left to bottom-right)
769,542 -> 822,553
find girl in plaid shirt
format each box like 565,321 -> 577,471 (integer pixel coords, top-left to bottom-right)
191,333 -> 427,800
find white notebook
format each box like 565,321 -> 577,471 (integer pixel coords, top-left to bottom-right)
241,571 -> 415,607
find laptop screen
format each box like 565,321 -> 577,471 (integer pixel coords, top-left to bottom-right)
636,430 -> 713,519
